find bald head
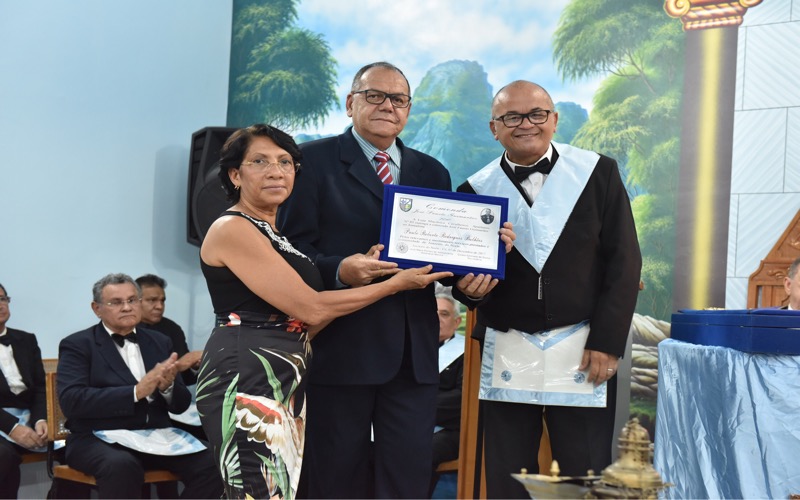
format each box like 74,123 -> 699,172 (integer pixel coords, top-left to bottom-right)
492,81 -> 554,112
489,80 -> 558,166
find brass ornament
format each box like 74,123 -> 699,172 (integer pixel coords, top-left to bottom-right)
664,0 -> 764,30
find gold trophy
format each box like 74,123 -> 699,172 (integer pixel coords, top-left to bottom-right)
512,418 -> 671,499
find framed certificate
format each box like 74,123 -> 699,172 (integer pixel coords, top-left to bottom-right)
379,185 -> 508,279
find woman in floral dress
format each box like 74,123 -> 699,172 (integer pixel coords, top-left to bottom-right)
196,124 -> 450,499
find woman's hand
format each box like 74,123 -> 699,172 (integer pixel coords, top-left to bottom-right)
388,265 -> 453,291
338,244 -> 400,287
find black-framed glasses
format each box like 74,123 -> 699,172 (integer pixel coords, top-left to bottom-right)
240,158 -> 300,173
101,298 -> 141,309
352,89 -> 412,108
493,110 -> 553,127
0,296 -> 9,305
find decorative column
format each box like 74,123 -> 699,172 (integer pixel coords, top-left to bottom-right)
665,0 -> 762,310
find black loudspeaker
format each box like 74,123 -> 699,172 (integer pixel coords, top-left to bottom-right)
186,127 -> 238,246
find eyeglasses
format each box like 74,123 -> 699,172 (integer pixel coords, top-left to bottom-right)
0,296 -> 9,305
100,298 -> 141,309
352,90 -> 412,108
493,110 -> 553,127
240,158 -> 300,173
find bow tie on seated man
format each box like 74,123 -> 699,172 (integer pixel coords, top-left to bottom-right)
111,332 -> 137,347
56,273 -> 223,499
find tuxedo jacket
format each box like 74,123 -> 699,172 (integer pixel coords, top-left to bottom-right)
57,322 -> 190,434
278,128 -> 452,385
0,328 -> 46,434
456,149 -> 641,357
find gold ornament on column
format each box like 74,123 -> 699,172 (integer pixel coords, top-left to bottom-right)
664,0 -> 763,30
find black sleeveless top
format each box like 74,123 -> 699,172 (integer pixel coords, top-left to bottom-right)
201,211 -> 324,316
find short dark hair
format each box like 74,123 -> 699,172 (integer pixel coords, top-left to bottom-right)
135,274 -> 166,289
92,273 -> 140,303
350,62 -> 410,94
218,124 -> 303,202
0,282 -> 6,296
789,257 -> 800,280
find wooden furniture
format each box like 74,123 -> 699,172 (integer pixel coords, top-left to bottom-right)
747,209 -> 800,308
44,371 -> 179,494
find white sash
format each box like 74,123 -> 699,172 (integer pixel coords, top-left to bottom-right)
438,335 -> 465,373
0,407 -> 60,452
93,427 -> 206,456
468,142 -> 599,272
169,401 -> 201,427
479,322 -> 607,407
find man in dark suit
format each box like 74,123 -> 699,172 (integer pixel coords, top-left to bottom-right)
782,257 -> 800,310
454,81 -> 641,498
432,290 -> 464,472
279,61 -> 501,498
134,274 -> 200,386
0,282 -> 47,499
57,273 -> 222,499
430,289 -> 464,496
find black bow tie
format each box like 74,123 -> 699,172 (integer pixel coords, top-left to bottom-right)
0,335 -> 10,347
514,158 -> 553,182
111,332 -> 137,348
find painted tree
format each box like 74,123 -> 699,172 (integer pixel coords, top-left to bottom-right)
553,0 -> 685,320
227,0 -> 338,131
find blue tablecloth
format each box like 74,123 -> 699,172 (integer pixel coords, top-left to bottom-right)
654,339 -> 800,498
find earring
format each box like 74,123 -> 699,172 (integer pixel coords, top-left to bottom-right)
234,185 -> 240,190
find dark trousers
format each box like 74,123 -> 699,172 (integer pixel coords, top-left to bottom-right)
65,433 -> 223,499
303,365 -> 438,499
0,439 -> 23,499
482,376 -> 618,499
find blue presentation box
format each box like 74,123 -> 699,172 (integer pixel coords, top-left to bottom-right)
671,309 -> 800,355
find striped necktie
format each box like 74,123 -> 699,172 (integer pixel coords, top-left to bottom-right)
374,151 -> 393,185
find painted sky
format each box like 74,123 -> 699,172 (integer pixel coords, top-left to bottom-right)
295,0 -> 605,135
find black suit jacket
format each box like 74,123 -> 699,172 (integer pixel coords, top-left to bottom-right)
57,322 -> 190,434
456,150 -> 641,357
0,328 -> 46,434
278,128 -> 452,385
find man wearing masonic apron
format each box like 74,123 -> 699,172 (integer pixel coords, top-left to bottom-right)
454,80 -> 641,498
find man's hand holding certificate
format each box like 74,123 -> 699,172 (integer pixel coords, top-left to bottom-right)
379,185 -> 509,279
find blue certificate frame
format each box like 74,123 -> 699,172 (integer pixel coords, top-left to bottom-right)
379,184 -> 508,279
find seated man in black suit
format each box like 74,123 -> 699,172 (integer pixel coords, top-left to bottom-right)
0,282 -> 47,499
134,274 -> 201,385
783,257 -> 800,310
430,288 -> 465,495
57,273 -> 222,499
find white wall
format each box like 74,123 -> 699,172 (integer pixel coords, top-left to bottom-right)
0,1 -> 232,357
726,0 -> 800,308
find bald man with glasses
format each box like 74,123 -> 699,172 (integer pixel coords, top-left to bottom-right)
454,80 -> 641,498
